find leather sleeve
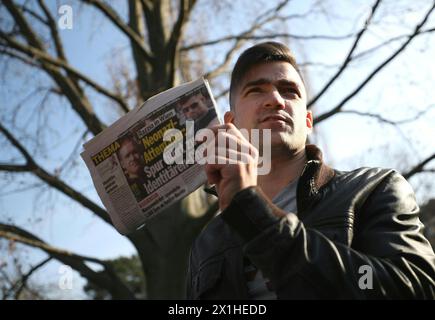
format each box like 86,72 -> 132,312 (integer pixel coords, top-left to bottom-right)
185,245 -> 197,299
220,172 -> 435,299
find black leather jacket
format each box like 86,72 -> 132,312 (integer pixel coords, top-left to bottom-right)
186,145 -> 435,299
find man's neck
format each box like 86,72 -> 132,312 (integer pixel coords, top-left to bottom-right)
258,147 -> 307,200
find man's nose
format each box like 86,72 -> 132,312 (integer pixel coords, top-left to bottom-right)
264,90 -> 285,109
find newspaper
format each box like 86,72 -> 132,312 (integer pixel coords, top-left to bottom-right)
81,78 -> 221,235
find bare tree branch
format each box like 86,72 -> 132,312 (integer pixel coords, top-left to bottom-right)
167,0 -> 197,82
181,32 -> 355,51
128,0 -> 150,101
16,3 -> 48,26
0,32 -> 129,113
11,257 -> 52,299
37,0 -> 66,60
307,0 -> 382,108
340,106 -> 433,126
0,182 -> 45,197
37,0 -> 85,104
215,87 -> 230,101
403,153 -> 435,180
0,122 -> 34,165
39,0 -> 130,112
0,224 -> 135,299
180,0 -> 290,51
202,0 -> 292,80
2,0 -> 106,135
58,130 -> 89,173
315,2 -> 435,124
141,1 -> 167,53
0,164 -> 29,172
0,229 -> 105,265
0,267 -> 17,300
138,1 -> 177,91
352,27 -> 435,61
168,0 -> 196,54
3,0 -> 45,49
0,121 -> 111,225
0,47 -> 41,68
82,0 -> 152,63
204,39 -> 244,80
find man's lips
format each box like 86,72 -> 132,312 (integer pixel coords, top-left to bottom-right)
260,114 -> 291,124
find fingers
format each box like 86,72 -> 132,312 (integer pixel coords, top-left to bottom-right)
200,123 -> 259,191
213,146 -> 254,164
204,161 -> 222,185
204,155 -> 257,186
202,116 -> 258,209
208,123 -> 250,144
199,129 -> 258,162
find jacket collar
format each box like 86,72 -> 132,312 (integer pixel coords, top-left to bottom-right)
297,144 -> 335,214
203,144 -> 335,212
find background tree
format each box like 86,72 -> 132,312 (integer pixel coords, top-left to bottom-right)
0,241 -> 50,299
0,0 -> 434,299
83,255 -> 145,299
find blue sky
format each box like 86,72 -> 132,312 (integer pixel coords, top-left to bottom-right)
1,0 -> 434,298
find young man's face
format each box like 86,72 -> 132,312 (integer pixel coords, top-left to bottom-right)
231,61 -> 312,154
181,94 -> 209,121
119,140 -> 142,178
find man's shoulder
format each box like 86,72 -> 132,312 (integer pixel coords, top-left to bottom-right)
333,166 -> 399,184
324,166 -> 410,199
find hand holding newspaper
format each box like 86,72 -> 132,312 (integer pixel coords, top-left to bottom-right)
81,78 -> 221,234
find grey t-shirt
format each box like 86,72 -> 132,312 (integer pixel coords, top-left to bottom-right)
245,178 -> 298,300
272,177 -> 298,214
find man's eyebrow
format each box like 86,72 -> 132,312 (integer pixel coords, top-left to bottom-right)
242,78 -> 301,91
276,79 -> 299,88
241,78 -> 271,91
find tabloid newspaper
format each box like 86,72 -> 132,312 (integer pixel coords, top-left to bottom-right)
81,78 -> 221,234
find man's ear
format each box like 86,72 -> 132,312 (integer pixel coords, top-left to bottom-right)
306,110 -> 313,132
224,111 -> 235,124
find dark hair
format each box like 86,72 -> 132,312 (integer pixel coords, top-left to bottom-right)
117,133 -> 137,158
179,88 -> 205,106
229,41 -> 303,109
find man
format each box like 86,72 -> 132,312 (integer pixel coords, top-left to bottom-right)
179,90 -> 220,131
186,42 -> 435,299
117,134 -> 147,201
